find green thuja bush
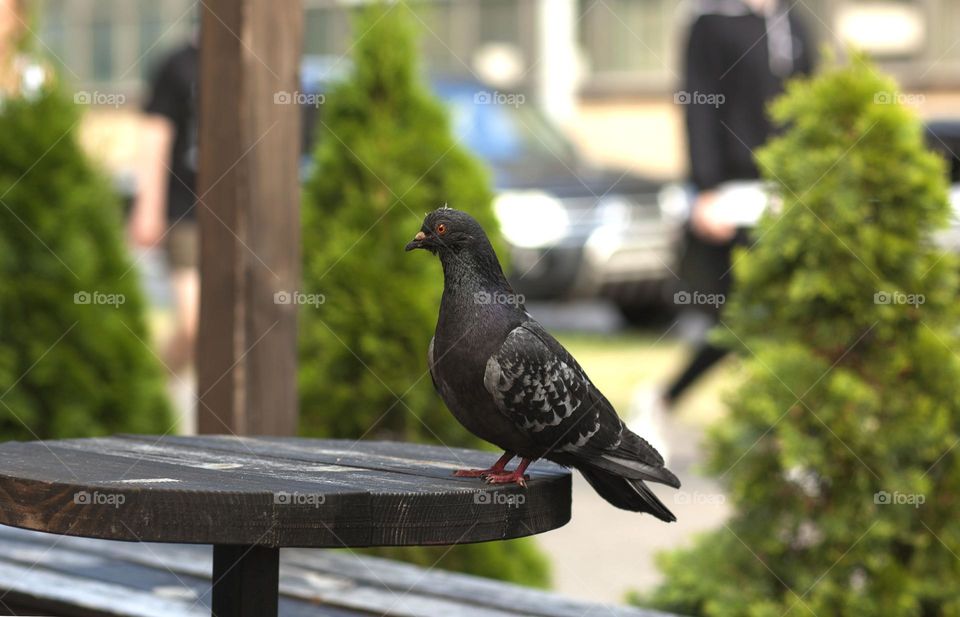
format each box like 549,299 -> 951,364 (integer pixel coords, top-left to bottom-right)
299,2 -> 548,587
0,87 -> 172,438
646,58 -> 960,616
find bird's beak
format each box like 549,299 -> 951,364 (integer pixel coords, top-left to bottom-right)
405,230 -> 427,252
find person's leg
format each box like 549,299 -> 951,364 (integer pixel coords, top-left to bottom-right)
631,229 -> 735,462
665,342 -> 728,405
666,227 -> 736,406
629,337 -> 728,466
163,220 -> 200,372
165,266 -> 199,372
162,220 -> 200,434
164,266 -> 199,435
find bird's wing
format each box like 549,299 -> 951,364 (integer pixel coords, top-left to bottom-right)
484,322 -> 665,470
427,336 -> 441,395
485,321 -> 679,519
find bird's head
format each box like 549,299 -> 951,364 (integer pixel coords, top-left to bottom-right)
404,206 -> 488,255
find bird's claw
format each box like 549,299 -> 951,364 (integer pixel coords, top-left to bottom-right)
483,471 -> 529,487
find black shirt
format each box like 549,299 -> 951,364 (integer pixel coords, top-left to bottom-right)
683,2 -> 815,191
144,44 -> 199,223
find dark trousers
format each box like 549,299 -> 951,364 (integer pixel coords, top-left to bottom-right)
666,341 -> 728,403
665,224 -> 742,403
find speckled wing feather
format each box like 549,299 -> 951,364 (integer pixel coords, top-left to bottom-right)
483,321 -> 678,491
483,323 -> 623,456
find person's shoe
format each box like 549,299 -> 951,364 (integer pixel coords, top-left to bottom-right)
627,386 -> 672,466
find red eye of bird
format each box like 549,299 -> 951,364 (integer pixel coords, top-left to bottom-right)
436,223 -> 447,235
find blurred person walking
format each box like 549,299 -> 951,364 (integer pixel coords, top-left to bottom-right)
127,40 -> 199,427
632,0 -> 815,462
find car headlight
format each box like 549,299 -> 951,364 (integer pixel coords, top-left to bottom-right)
657,183 -> 692,222
494,191 -> 569,249
596,196 -> 632,227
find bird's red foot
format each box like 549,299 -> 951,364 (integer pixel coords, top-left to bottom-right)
452,451 -> 515,479
483,470 -> 530,487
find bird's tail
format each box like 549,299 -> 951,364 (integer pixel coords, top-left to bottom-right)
578,467 -> 677,522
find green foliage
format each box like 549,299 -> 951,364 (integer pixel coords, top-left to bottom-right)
0,86 -> 172,439
647,58 -> 960,616
299,2 -> 548,587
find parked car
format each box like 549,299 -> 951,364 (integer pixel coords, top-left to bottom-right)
299,57 -> 680,315
926,120 -> 960,251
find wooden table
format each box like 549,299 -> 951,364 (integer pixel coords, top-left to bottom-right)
0,435 -> 572,617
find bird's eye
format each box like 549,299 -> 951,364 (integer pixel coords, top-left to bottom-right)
436,223 -> 447,235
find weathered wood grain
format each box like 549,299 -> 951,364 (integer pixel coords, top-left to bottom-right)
0,437 -> 571,547
195,0 -> 302,437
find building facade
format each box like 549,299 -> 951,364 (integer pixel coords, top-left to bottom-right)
36,0 -> 960,179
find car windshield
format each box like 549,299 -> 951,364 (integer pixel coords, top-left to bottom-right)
441,88 -> 579,168
299,58 -> 583,177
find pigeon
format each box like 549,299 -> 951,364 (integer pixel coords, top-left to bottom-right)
405,206 -> 681,522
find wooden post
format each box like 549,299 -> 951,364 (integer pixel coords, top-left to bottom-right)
196,0 -> 302,436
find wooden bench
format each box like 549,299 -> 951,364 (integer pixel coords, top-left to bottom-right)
0,525 -> 677,617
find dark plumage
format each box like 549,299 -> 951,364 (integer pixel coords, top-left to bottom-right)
406,207 -> 681,522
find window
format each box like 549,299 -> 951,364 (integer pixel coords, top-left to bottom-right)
579,0 -> 677,93
138,2 -> 167,81
90,1 -> 115,82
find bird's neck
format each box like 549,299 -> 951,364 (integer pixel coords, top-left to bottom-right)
439,248 -> 511,297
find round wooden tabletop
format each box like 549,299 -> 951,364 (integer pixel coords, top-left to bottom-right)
0,435 -> 572,548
